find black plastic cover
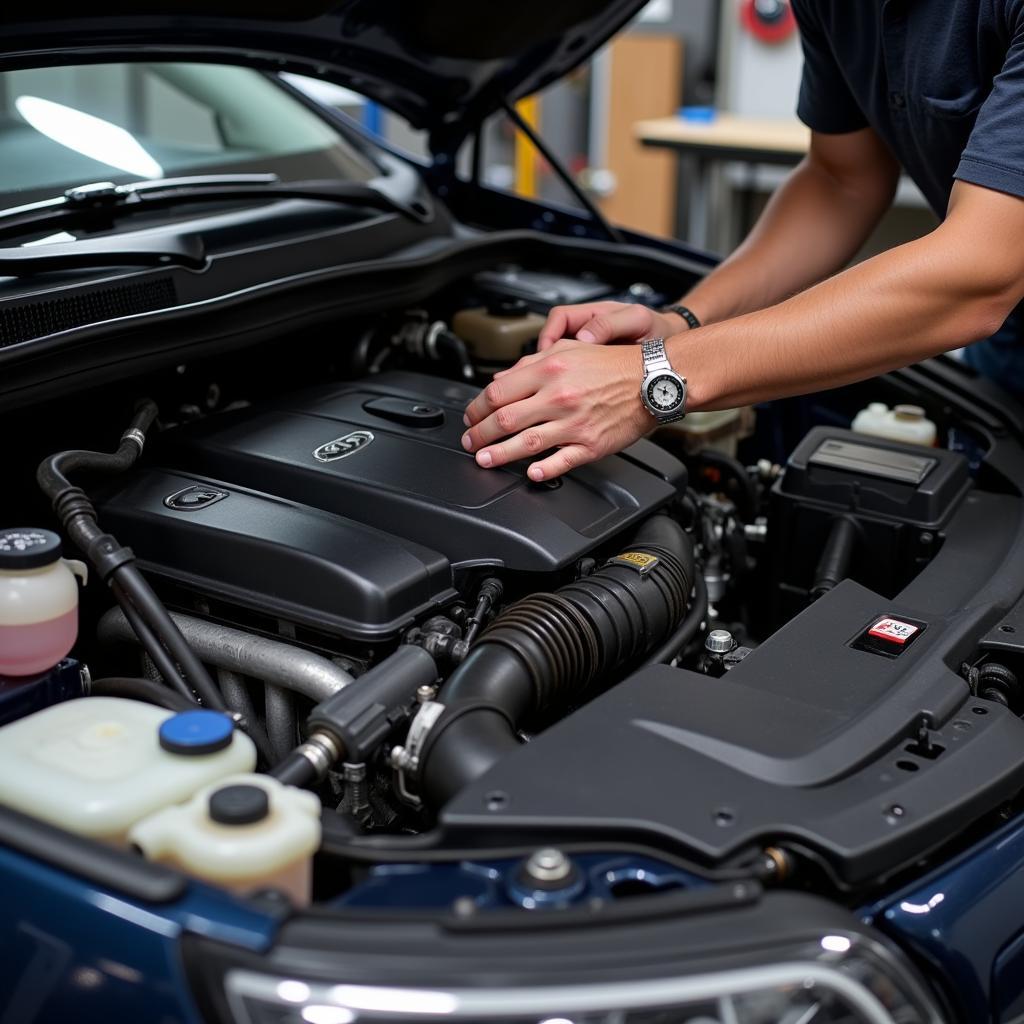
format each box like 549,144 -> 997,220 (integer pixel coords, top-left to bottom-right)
440,579 -> 1024,886
779,427 -> 970,525
97,469 -> 457,642
155,372 -> 682,574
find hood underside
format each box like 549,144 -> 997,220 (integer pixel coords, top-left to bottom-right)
0,0 -> 649,146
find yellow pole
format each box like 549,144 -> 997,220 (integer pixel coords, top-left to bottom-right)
514,96 -> 540,199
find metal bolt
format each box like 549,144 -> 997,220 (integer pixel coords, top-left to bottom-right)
389,745 -> 407,770
416,684 -> 437,703
524,848 -> 572,883
705,629 -> 735,655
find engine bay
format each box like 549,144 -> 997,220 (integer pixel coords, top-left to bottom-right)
4,259 -> 1024,917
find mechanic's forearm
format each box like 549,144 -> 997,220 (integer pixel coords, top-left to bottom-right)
676,156 -> 894,326
675,224 -> 1013,411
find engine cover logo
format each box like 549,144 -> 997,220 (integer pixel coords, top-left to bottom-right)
313,430 -> 375,463
164,485 -> 229,512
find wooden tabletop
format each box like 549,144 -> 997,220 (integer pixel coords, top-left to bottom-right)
636,113 -> 811,163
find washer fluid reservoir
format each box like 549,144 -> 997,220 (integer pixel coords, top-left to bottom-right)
0,699 -> 256,842
0,528 -> 87,677
130,775 -> 321,905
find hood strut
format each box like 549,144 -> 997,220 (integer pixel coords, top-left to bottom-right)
499,96 -> 623,246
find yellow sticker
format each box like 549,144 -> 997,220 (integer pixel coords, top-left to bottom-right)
609,551 -> 660,574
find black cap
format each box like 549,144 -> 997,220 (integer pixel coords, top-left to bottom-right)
0,529 -> 62,571
209,784 -> 270,826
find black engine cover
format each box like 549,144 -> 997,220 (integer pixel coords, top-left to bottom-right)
97,372 -> 683,641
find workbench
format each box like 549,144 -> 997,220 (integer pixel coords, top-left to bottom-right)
636,113 -> 810,249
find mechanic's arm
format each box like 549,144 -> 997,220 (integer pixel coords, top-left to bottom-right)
537,127 -> 900,349
677,127 -> 899,326
464,181 -> 1024,481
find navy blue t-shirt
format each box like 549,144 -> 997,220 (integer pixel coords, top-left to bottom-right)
792,0 -> 1024,218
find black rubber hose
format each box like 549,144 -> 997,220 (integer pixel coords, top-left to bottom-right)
640,571 -> 709,668
109,578 -> 197,704
811,515 -> 860,599
110,563 -> 225,710
88,677 -> 194,711
37,403 -> 224,711
420,515 -> 694,806
36,402 -> 158,498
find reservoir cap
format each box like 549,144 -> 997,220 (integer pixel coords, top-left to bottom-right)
209,783 -> 270,826
0,528 -> 62,570
159,709 -> 234,756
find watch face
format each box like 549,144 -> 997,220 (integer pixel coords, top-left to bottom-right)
646,374 -> 684,412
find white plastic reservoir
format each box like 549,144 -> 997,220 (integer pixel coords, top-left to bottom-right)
0,528 -> 88,677
0,698 -> 255,842
130,774 -> 321,905
852,403 -> 938,447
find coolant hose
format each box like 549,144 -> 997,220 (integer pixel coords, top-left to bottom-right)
36,402 -> 225,711
419,514 -> 695,806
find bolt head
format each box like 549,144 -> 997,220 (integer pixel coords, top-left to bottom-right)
524,847 -> 572,882
705,629 -> 735,654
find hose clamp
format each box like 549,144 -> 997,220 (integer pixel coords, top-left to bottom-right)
390,700 -> 445,807
121,428 -> 147,452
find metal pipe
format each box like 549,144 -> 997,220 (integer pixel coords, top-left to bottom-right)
99,608 -> 354,703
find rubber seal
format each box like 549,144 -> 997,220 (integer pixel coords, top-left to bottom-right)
159,710 -> 234,756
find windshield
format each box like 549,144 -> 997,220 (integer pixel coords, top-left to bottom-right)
0,62 -> 379,208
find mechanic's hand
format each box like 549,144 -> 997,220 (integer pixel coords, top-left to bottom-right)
538,301 -> 680,351
462,340 -> 651,482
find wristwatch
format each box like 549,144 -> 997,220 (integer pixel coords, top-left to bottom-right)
640,338 -> 688,424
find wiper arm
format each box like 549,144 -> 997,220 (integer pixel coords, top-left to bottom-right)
0,232 -> 206,275
0,172 -> 430,242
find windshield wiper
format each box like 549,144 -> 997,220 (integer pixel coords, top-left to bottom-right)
0,172 -> 430,242
0,232 -> 206,275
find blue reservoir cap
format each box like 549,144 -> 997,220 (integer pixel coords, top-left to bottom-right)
159,709 -> 234,756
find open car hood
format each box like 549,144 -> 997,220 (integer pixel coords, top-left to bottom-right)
0,0 -> 649,147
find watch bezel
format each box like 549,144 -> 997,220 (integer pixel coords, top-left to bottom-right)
645,373 -> 686,413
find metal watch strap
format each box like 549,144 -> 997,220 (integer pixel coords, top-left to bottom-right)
662,304 -> 701,330
642,337 -> 672,374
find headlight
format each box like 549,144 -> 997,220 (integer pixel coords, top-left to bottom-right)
218,932 -> 943,1024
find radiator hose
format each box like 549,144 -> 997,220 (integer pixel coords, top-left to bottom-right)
418,514 -> 695,806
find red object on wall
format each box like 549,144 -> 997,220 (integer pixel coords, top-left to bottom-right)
740,0 -> 797,44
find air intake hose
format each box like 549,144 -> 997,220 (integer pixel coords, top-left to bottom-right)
419,514 -> 694,806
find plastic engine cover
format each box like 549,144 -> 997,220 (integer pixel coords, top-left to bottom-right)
96,372 -> 683,641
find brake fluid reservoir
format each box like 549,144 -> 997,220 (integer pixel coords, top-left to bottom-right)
130,775 -> 321,905
852,403 -> 938,447
0,529 -> 87,677
0,699 -> 256,842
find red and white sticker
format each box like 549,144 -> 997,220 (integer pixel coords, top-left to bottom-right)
868,618 -> 920,645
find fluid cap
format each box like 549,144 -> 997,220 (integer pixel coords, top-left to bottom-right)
208,783 -> 270,826
705,629 -> 736,655
0,528 -> 62,571
159,709 -> 234,756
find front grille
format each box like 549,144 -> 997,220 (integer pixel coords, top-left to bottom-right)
0,277 -> 177,348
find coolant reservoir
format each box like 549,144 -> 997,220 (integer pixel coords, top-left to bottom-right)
453,301 -> 546,364
0,529 -> 87,677
852,403 -> 938,447
130,775 -> 321,905
0,699 -> 256,842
